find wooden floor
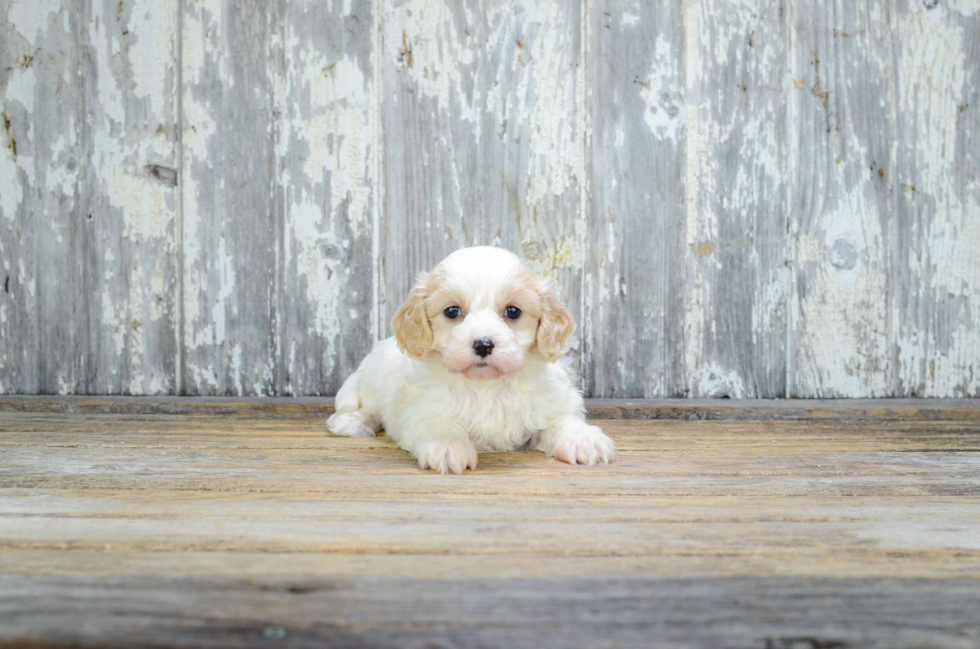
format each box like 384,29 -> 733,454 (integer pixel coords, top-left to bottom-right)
2,399 -> 980,649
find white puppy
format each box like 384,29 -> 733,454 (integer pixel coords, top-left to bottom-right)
327,246 -> 616,474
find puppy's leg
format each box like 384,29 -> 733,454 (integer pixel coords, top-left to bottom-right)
537,415 -> 616,466
327,410 -> 379,438
326,366 -> 380,438
393,416 -> 478,475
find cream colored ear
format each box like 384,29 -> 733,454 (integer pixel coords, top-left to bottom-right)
392,274 -> 433,360
536,280 -> 575,361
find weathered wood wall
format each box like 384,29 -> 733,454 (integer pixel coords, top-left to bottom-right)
1,0 -> 978,398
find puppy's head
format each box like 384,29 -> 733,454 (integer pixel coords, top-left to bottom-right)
391,247 -> 574,379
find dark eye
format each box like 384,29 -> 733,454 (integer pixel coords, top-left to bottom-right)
444,306 -> 461,319
504,306 -> 521,320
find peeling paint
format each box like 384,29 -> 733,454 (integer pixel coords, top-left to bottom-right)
3,0 -> 978,398
698,363 -> 746,399
7,0 -> 64,47
125,3 -> 173,118
639,35 -> 684,143
894,3 -> 980,397
791,0 -> 896,398
0,136 -> 20,221
384,0 -> 477,124
522,0 -> 580,208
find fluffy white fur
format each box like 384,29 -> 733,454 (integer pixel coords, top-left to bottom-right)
327,246 -> 615,474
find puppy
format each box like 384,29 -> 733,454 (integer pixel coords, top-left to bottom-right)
327,246 -> 615,474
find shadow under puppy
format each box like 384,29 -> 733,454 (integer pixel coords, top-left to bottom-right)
327,246 -> 616,474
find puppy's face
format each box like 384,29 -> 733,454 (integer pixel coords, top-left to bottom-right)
392,247 -> 574,379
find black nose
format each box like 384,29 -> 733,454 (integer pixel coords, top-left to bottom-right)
473,338 -> 494,358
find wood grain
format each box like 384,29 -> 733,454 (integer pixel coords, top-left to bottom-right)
1,406 -> 979,647
0,0 -> 81,394
3,575 -> 980,649
586,0 -> 686,398
791,0 -> 895,397
681,0 -> 791,399
276,0 -> 377,396
180,0 -> 280,396
892,0 -> 980,398
0,0 -> 179,395
85,0 -> 181,395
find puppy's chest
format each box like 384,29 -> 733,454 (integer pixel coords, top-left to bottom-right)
450,384 -> 548,452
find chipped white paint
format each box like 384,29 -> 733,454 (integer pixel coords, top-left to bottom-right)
276,0 -> 377,395
521,0 -> 581,210
5,65 -> 36,113
639,35 -> 683,143
6,0 -> 63,46
892,0 -> 980,398
87,0 -> 179,395
383,0 -> 477,124
788,0 -> 898,398
0,132 -> 21,221
2,0 -> 978,397
1,0 -> 178,394
1,65 -> 37,226
697,363 -> 746,399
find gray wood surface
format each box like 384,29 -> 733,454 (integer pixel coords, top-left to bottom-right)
792,1 -> 896,398
1,0 -> 180,395
2,407 -> 980,647
683,0 -> 791,399
276,0 -> 377,395
4,574 -> 980,649
180,0 -> 279,396
1,0 -> 978,398
587,0 -> 687,398
892,0 -> 980,398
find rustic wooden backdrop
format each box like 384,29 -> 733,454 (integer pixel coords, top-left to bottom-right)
1,0 -> 978,398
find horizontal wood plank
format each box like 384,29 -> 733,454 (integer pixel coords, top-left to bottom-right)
3,575 -> 980,649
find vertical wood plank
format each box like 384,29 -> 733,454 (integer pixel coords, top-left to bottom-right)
892,0 -> 980,397
790,2 -> 896,397
0,0 -> 78,393
181,0 -> 279,395
586,0 -> 687,398
0,0 -> 178,395
0,0 -> 72,394
380,0 -> 585,360
277,0 -> 376,396
81,0 -> 180,394
682,0 -> 790,398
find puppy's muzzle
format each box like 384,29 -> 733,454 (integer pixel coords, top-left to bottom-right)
473,338 -> 494,358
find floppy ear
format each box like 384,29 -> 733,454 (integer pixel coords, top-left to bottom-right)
392,273 -> 433,360
535,279 -> 575,361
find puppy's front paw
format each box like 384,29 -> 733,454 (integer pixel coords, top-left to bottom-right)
415,437 -> 478,475
551,423 -> 616,466
327,411 -> 376,438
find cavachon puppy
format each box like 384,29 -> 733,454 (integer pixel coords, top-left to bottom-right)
327,246 -> 616,474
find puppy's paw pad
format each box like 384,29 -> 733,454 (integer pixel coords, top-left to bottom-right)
326,412 -> 376,437
552,425 -> 616,466
416,438 -> 478,475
